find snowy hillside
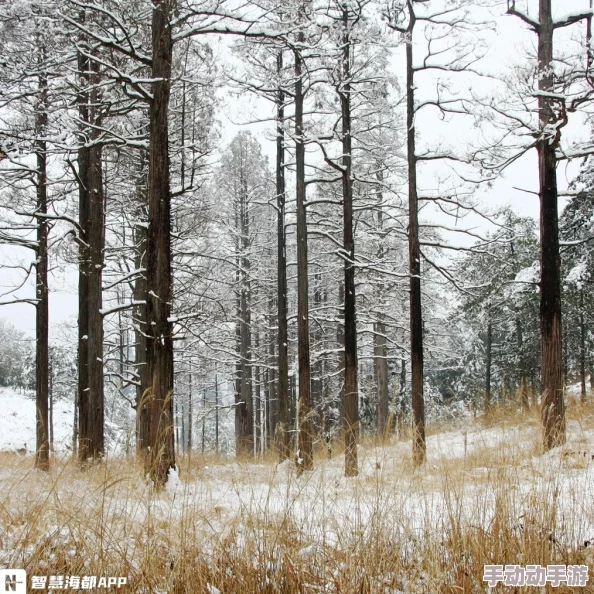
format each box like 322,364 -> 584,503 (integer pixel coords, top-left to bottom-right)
2,404 -> 594,592
2,398 -> 594,592
0,387 -> 74,453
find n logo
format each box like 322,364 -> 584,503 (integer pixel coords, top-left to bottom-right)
0,570 -> 26,594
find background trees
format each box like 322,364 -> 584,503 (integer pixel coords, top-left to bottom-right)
216,131 -> 273,456
453,211 -> 540,410
0,0 -> 593,476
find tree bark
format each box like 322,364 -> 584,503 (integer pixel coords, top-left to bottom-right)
375,319 -> 389,440
181,390 -> 186,455
34,68 -> 49,471
312,272 -> 323,434
255,331 -> 261,455
234,232 -> 243,452
236,164 -> 253,456
133,140 -> 149,458
516,315 -> 529,409
77,34 -> 90,464
145,0 -> 176,487
49,365 -> 54,452
267,295 -> 277,452
337,281 -> 345,432
276,50 -> 290,461
406,13 -> 426,466
214,372 -> 219,454
77,32 -> 104,463
580,289 -> 586,402
396,351 -> 406,436
374,178 -> 389,441
201,388 -> 206,455
341,5 -> 359,478
134,217 -> 149,457
485,317 -> 492,411
538,0 -> 565,450
295,36 -> 313,475
188,370 -> 193,456
85,110 -> 105,460
72,385 -> 78,456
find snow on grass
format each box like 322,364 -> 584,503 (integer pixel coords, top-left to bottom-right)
2,398 -> 594,592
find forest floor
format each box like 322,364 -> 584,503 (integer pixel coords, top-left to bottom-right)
1,391 -> 594,593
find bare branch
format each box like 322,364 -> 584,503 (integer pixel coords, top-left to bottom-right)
507,0 -> 540,32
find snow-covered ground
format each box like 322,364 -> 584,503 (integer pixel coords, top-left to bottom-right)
0,387 -> 74,453
2,387 -> 594,592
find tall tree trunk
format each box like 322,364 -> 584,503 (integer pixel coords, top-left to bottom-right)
73,387 -> 78,456
485,317 -> 492,411
312,272 -> 323,434
562,316 -> 568,388
374,178 -> 389,441
276,50 -> 290,461
201,389 -> 206,455
295,37 -> 313,475
175,399 -> 180,454
34,69 -> 49,471
375,318 -> 388,440
321,286 -> 332,457
134,217 -> 149,457
85,107 -> 105,460
255,331 -> 261,455
538,0 -> 565,450
406,14 -> 426,466
214,372 -> 219,454
234,239 -> 243,452
341,5 -> 358,478
188,370 -> 193,456
337,281 -> 345,432
134,141 -> 149,458
49,366 -> 54,452
77,35 -> 90,465
396,350 -> 406,436
180,390 -> 186,455
145,0 -> 176,487
580,289 -> 586,402
289,372 -> 297,432
236,170 -> 253,456
77,36 -> 105,463
516,316 -> 529,409
267,295 -> 277,452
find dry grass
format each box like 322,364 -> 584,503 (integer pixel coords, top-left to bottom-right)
2,401 -> 594,593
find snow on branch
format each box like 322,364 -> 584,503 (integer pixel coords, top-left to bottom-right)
100,300 -> 145,317
168,312 -> 203,324
553,10 -> 594,29
533,91 -> 565,101
173,11 -> 291,42
103,269 -> 146,291
62,0 -> 151,66
556,143 -> 594,160
15,211 -> 84,236
0,298 -> 38,307
506,0 -> 540,31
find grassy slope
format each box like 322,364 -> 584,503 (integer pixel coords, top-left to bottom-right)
1,398 -> 594,593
